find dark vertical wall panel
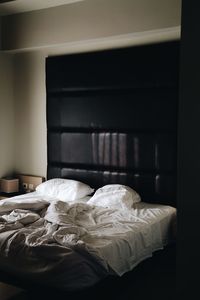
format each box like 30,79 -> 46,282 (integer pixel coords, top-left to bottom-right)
177,0 -> 200,297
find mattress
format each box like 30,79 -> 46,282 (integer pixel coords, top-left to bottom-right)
0,192 -> 176,291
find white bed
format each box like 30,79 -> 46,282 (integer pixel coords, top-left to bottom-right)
0,180 -> 176,291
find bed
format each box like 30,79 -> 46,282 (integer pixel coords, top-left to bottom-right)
0,42 -> 179,293
0,181 -> 176,291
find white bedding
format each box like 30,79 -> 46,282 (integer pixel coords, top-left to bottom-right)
0,192 -> 176,291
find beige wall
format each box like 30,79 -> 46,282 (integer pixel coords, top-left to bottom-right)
0,51 -> 47,178
0,53 -> 15,178
13,52 -> 47,177
0,17 -> 1,49
0,0 -> 181,178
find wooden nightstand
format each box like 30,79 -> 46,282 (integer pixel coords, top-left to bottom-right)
0,192 -> 24,200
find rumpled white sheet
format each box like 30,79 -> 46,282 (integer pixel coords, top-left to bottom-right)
0,193 -> 176,290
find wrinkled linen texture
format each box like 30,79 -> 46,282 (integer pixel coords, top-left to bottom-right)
0,193 -> 176,291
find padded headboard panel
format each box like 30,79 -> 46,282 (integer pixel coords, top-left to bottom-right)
46,41 -> 179,206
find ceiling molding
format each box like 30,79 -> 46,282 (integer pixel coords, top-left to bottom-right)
0,0 -> 84,16
0,1 -> 17,3
1,26 -> 181,55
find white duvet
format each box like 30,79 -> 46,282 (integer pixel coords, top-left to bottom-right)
0,193 -> 176,291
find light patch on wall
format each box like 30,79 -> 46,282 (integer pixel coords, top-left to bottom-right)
13,52 -> 47,177
0,53 -> 15,177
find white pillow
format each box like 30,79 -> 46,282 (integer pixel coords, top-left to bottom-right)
36,178 -> 94,201
87,184 -> 141,210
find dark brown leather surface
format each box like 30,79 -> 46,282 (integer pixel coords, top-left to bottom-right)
48,132 -> 176,170
47,90 -> 177,130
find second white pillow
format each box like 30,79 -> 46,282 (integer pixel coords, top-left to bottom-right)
87,184 -> 141,210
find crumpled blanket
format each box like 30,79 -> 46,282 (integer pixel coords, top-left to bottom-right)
0,195 -> 175,291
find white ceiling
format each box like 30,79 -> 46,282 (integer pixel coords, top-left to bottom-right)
0,0 -> 85,16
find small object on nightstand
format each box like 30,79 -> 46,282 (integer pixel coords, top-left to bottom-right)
0,177 -> 20,200
0,177 -> 19,193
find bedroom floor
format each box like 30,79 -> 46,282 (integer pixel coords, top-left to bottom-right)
0,244 -> 176,300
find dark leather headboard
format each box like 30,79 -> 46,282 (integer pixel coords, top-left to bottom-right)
46,41 -> 179,206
